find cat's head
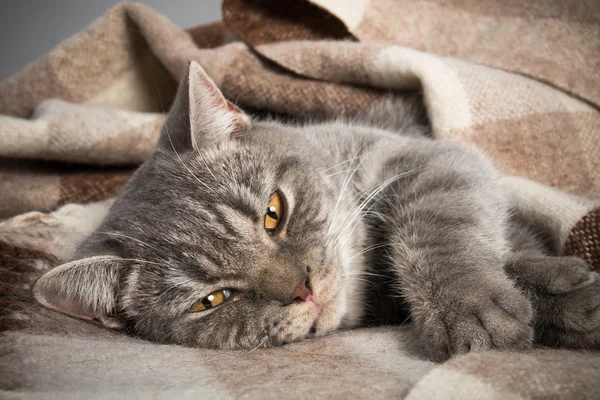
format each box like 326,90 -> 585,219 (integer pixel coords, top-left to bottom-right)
33,62 -> 357,348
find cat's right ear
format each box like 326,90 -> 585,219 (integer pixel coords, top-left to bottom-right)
32,256 -> 126,329
158,61 -> 250,154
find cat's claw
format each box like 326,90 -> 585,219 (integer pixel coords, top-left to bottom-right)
414,279 -> 534,362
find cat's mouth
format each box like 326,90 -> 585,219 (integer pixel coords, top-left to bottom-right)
306,290 -> 344,337
309,304 -> 324,334
303,271 -> 344,336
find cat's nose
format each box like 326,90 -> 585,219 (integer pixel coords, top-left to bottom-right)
258,264 -> 312,304
293,269 -> 311,302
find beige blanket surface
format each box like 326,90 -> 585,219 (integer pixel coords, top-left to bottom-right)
1,1 -> 599,398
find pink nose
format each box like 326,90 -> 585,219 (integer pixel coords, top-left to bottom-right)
293,276 -> 311,302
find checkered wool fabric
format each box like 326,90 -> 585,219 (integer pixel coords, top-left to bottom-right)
1,1 -> 599,398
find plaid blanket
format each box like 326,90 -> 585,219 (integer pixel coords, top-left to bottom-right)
1,1 -> 599,398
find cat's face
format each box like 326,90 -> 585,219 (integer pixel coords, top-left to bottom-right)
33,62 -> 354,349
110,121 -> 349,348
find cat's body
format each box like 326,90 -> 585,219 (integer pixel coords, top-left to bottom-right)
33,62 -> 600,361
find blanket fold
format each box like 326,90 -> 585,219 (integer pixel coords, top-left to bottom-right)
1,1 -> 599,398
226,0 -> 600,106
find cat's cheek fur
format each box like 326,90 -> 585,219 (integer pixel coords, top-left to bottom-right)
178,302 -> 321,349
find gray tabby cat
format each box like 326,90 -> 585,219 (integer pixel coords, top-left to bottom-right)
33,62 -> 600,361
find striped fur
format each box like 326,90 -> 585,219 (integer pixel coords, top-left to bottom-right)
32,62 -> 600,360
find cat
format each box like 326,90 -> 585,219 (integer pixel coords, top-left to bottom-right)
33,61 -> 600,361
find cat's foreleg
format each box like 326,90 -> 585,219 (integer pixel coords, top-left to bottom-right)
382,141 -> 533,361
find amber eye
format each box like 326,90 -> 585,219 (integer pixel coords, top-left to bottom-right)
264,192 -> 283,234
189,289 -> 233,312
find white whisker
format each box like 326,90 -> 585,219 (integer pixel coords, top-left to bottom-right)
249,337 -> 267,352
67,231 -> 186,264
164,123 -> 211,190
116,258 -> 163,266
326,145 -> 370,235
329,167 -> 422,253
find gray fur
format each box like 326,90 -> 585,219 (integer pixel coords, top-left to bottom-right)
33,62 -> 600,360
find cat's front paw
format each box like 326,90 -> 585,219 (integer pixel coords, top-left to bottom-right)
538,272 -> 600,348
507,254 -> 593,294
414,279 -> 534,361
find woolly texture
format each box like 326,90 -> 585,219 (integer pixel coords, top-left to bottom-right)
565,209 -> 600,272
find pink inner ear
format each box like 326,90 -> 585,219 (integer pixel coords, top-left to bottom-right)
225,98 -> 243,114
197,71 -> 229,107
194,66 -> 247,119
187,61 -> 251,143
49,290 -> 95,320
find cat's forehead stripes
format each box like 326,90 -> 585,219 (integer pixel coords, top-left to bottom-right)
275,156 -> 306,183
220,184 -> 265,224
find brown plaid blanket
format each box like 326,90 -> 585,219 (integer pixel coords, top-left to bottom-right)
1,1 -> 599,398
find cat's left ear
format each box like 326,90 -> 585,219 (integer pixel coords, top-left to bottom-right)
32,256 -> 127,329
158,60 -> 251,154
